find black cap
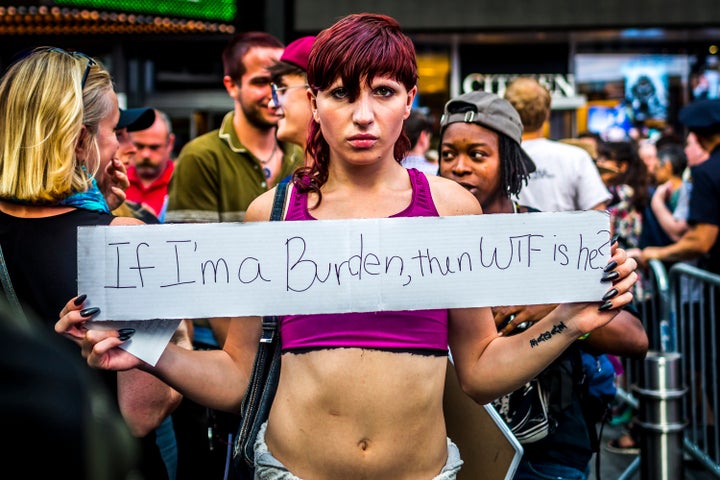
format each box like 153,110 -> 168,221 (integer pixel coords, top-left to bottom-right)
678,99 -> 720,131
117,108 -> 155,132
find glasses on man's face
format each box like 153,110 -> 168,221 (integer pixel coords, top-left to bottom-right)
271,83 -> 310,108
46,47 -> 97,89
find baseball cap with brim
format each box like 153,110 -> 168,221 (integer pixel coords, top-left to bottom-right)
117,108 -> 155,132
439,91 -> 536,173
280,36 -> 315,71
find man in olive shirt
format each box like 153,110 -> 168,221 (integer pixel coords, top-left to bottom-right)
166,31 -> 303,225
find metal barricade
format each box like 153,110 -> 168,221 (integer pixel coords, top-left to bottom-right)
622,260 -> 673,392
609,260 -> 720,478
617,260 -> 678,479
638,259 -> 674,353
616,260 -> 672,423
633,351 -> 687,480
668,263 -> 720,477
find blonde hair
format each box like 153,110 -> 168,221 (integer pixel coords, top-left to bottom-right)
0,47 -> 114,203
503,76 -> 552,132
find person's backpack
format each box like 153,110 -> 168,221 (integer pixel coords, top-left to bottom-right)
491,346 -> 579,445
491,347 -> 617,450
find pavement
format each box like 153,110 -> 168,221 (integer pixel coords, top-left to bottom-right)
589,421 -> 641,479
589,421 -> 717,480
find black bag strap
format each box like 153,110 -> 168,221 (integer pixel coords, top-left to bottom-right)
0,244 -> 27,324
260,181 -> 288,342
233,181 -> 290,473
270,180 -> 289,222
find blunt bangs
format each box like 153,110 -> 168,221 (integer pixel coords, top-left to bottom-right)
308,14 -> 418,97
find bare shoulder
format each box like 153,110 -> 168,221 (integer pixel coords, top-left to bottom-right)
245,185 -> 284,222
110,216 -> 144,226
425,174 -> 482,216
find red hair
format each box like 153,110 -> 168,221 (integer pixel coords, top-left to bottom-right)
296,13 -> 418,203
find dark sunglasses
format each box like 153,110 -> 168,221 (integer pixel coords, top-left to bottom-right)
46,47 -> 97,89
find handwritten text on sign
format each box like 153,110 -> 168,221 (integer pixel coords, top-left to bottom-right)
77,211 -> 611,320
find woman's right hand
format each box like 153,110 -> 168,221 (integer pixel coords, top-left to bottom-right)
100,157 -> 130,211
55,295 -> 143,371
555,242 -> 638,335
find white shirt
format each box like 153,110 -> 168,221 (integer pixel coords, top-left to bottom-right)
514,138 -> 611,212
401,155 -> 438,176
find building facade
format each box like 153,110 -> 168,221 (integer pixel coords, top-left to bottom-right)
3,0 -> 719,148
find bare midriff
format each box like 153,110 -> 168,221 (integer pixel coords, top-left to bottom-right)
265,348 -> 449,480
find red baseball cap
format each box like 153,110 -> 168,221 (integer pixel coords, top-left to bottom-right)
280,36 -> 315,71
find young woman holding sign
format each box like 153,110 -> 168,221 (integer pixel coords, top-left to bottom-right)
57,13 -> 638,479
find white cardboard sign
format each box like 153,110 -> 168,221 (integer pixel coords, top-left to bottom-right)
78,210 -> 611,321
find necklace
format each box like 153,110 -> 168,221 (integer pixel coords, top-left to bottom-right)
258,142 -> 279,179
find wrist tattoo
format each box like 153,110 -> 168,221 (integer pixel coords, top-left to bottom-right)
529,321 -> 567,348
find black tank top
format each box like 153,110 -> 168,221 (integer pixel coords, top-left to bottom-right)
0,207 -> 170,480
0,208 -> 113,326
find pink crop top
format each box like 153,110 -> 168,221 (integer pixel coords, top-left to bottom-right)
281,168 -> 448,353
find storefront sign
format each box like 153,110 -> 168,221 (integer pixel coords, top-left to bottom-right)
462,73 -> 586,108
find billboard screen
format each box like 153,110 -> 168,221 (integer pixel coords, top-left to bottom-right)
56,0 -> 236,22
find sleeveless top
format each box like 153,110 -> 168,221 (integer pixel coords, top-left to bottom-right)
0,208 -> 114,326
281,168 -> 448,353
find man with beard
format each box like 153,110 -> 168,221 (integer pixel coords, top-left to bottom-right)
166,32 -> 303,226
127,108 -> 175,222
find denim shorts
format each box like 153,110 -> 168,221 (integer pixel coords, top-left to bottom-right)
253,421 -> 464,480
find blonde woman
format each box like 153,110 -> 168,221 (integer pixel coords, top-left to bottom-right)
0,47 -> 185,479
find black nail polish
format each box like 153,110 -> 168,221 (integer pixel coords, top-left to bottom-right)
598,301 -> 613,311
611,234 -> 620,245
74,294 -> 87,306
602,288 -> 619,301
80,306 -> 100,318
601,271 -> 619,282
603,261 -> 618,273
118,331 -> 134,342
118,329 -> 135,341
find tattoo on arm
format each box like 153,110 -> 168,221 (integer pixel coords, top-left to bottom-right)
529,321 -> 567,348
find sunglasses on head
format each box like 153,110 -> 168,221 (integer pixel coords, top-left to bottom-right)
45,47 -> 97,89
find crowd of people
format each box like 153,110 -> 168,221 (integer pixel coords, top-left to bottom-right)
3,9 -> 720,480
